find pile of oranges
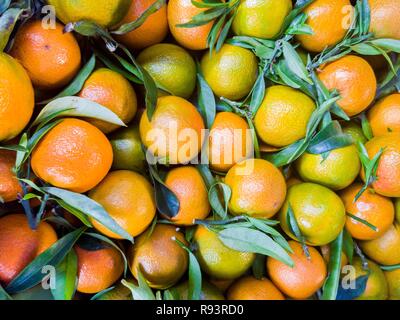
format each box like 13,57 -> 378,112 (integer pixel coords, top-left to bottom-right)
0,0 -> 400,301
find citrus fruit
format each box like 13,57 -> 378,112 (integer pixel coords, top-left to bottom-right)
368,93 -> 400,137
296,145 -> 360,190
137,43 -> 196,99
0,150 -> 22,203
297,0 -> 353,52
226,276 -> 285,300
171,281 -> 225,300
10,20 -> 81,90
78,68 -> 137,133
0,214 -> 57,285
280,183 -> 346,246
201,44 -> 258,101
342,121 -> 368,145
340,183 -> 394,240
89,170 -> 156,239
254,85 -> 316,148
320,245 -> 348,270
369,0 -> 400,40
319,55 -> 377,117
225,159 -> 287,218
117,0 -> 168,50
385,268 -> 400,300
139,96 -> 205,164
232,0 -> 292,39
0,53 -> 34,142
96,281 -> 132,300
164,166 -> 210,226
193,224 -> 255,280
267,241 -> 327,299
128,224 -> 189,289
31,118 -> 113,193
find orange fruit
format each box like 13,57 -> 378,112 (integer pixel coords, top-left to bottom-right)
368,93 -> 400,137
168,0 -> 214,50
385,268 -> 400,300
319,55 -> 377,117
225,159 -> 287,218
267,241 -> 327,300
208,112 -> 253,172
172,281 -> 225,300
89,170 -> 156,239
227,276 -> 285,300
340,183 -> 394,240
164,166 -> 210,226
342,121 -> 368,145
139,96 -> 205,164
128,224 -> 189,289
117,0 -> 168,50
0,214 -> 57,285
0,150 -> 22,203
369,0 -> 400,40
201,44 -> 258,101
10,20 -> 81,90
78,68 -> 137,134
31,118 -> 113,193
0,53 -> 34,142
209,278 -> 235,293
297,0 -> 353,53
361,133 -> 400,197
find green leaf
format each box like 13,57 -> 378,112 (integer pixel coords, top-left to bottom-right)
0,284 -> 12,300
249,73 -> 266,116
90,286 -> 116,300
55,199 -> 93,227
286,203 -> 310,258
51,250 -> 78,300
265,139 -> 308,167
207,13 -> 226,53
252,254 -> 266,280
0,0 -> 11,14
177,6 -> 227,28
343,229 -> 354,264
215,12 -> 236,52
360,113 -> 374,140
281,41 -> 313,84
358,0 -> 371,35
0,8 -> 23,52
197,72 -> 216,129
351,42 -> 382,55
346,213 -> 378,232
208,182 -> 231,220
380,264 -> 400,271
336,275 -> 369,300
122,271 -> 155,300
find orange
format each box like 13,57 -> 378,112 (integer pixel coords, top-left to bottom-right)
361,133 -> 400,197
254,86 -> 316,148
340,183 -> 394,240
225,159 -> 287,218
232,0 -> 292,39
164,166 -> 210,225
319,55 -> 377,117
0,53 -> 34,142
139,96 -> 205,164
10,20 -> 81,90
385,268 -> 400,300
171,281 -> 225,300
209,278 -> 235,293
368,93 -> 400,137
75,241 -> 124,294
117,0 -> 168,50
128,224 -> 189,289
79,68 -> 137,133
297,0 -> 353,52
208,112 -> 253,172
0,214 -> 57,285
320,245 -> 348,270
193,225 -> 255,280
267,241 -> 327,300
227,276 -> 285,300
201,44 -> 258,101
89,170 -> 156,239
342,121 -> 368,145
360,224 -> 400,266
280,183 -> 346,246
369,0 -> 400,40
168,0 -> 214,50
31,118 -> 113,193
0,150 -> 22,203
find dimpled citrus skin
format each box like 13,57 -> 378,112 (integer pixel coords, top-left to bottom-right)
128,224 -> 189,289
225,159 -> 287,218
193,225 -> 255,280
296,145 -> 361,190
137,43 -> 196,99
340,184 -> 394,240
10,20 -> 81,90
319,55 -> 377,117
280,183 -> 346,246
360,224 -> 400,266
254,86 -> 316,147
297,0 -> 352,52
232,0 -> 292,39
362,133 -> 400,197
0,150 -> 22,203
385,268 -> 400,300
369,0 -> 400,40
267,241 -> 327,300
0,214 -> 57,285
79,68 -> 137,134
227,276 -> 285,300
31,118 -> 113,193
201,44 -> 258,101
0,53 -> 34,142
164,166 -> 210,226
89,170 -> 156,239
368,94 -> 400,137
